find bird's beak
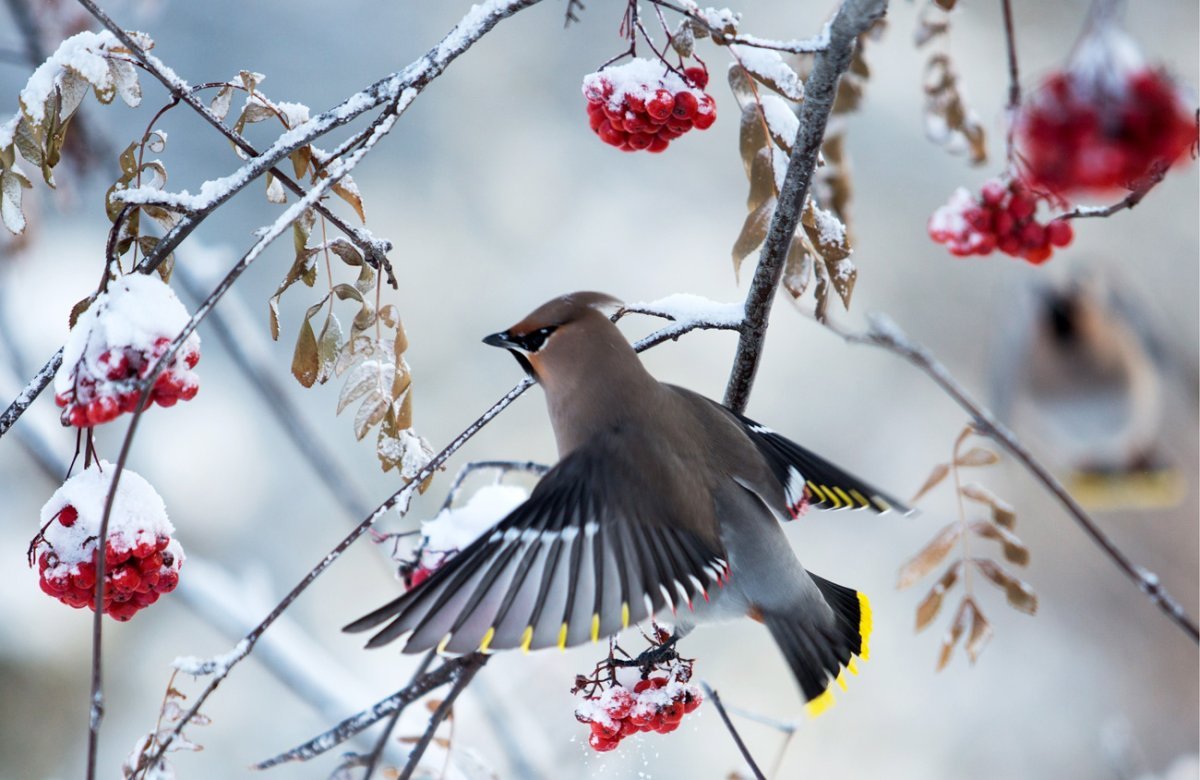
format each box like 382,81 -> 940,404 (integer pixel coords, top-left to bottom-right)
482,331 -> 518,349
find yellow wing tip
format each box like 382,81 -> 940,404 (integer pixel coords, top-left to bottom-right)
621,602 -> 630,630
478,627 -> 496,654
557,623 -> 569,651
835,669 -> 848,691
857,591 -> 872,661
805,688 -> 836,718
436,633 -> 452,655
519,626 -> 533,655
590,614 -> 600,643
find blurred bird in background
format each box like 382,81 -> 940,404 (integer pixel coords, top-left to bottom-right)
348,292 -> 909,714
990,268 -> 1187,510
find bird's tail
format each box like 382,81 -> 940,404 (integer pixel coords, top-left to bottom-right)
762,574 -> 871,717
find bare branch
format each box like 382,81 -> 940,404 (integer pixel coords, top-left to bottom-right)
1000,0 -> 1021,160
254,654 -> 478,769
648,0 -> 831,53
723,0 -> 888,413
0,348 -> 61,442
828,312 -> 1200,643
1056,162 -> 1170,220
699,682 -> 767,780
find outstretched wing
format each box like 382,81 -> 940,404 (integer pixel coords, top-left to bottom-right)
345,436 -> 728,655
733,411 -> 911,517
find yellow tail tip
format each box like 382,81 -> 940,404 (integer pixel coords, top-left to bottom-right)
557,623 -> 569,651
805,688 -> 836,718
857,591 -> 872,661
478,627 -> 496,654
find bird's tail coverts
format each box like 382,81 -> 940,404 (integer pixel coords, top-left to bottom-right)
764,573 -> 871,717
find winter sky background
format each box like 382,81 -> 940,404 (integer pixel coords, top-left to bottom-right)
0,0 -> 1197,778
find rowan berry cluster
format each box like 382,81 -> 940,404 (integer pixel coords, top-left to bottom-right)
928,179 -> 1073,265
54,274 -> 201,428
577,672 -> 704,752
1017,60 -> 1195,195
583,59 -> 716,153
30,466 -> 183,622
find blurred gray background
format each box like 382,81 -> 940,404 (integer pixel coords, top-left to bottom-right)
0,1 -> 1196,778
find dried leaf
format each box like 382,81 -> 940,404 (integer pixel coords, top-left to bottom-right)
964,598 -> 991,663
210,85 -> 234,121
801,200 -> 851,263
327,238 -> 363,267
338,361 -> 381,415
353,391 -> 388,440
897,521 -> 962,589
316,313 -> 342,385
0,168 -> 32,234
746,148 -> 777,211
972,558 -> 1038,615
671,21 -> 695,58
915,586 -> 943,631
781,235 -> 812,299
738,102 -> 768,176
736,49 -> 804,101
331,176 -> 365,222
969,520 -> 1029,566
291,317 -> 319,387
108,58 -> 142,108
290,145 -> 312,180
759,95 -> 798,153
936,598 -> 971,671
824,256 -> 857,309
732,199 -> 773,277
910,462 -> 950,504
956,447 -> 999,467
68,295 -> 94,329
265,172 -> 286,204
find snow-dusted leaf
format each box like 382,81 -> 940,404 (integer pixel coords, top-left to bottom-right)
1,167 -> 32,234
290,145 -> 311,179
937,598 -> 971,671
108,58 -> 141,107
316,313 -> 342,385
337,360 -> 380,415
970,520 -> 1029,566
965,600 -> 993,664
327,237 -> 363,267
972,558 -> 1038,615
897,521 -> 962,589
12,118 -> 43,169
261,172 -> 284,204
802,200 -> 851,263
760,94 -> 799,152
781,235 -> 812,299
732,46 -> 804,101
732,199 -> 773,277
268,247 -> 319,339
332,176 -> 365,222
291,317 -> 319,387
746,147 -> 777,212
825,256 -> 857,308
210,85 -> 234,120
353,391 -> 388,440
59,70 -> 92,116
738,102 -> 767,176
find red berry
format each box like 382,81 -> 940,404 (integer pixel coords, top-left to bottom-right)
1046,219 -> 1074,247
624,94 -> 646,114
980,180 -> 1007,206
684,67 -> 709,89
692,96 -> 717,130
646,90 -> 674,121
672,91 -> 699,120
58,505 -> 78,527
588,732 -> 619,752
648,135 -> 670,153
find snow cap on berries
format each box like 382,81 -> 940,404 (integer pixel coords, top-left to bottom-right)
39,461 -> 176,568
55,274 -> 199,397
582,58 -> 705,110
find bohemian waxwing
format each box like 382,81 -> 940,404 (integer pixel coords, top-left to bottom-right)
990,271 -> 1183,509
347,292 -> 909,713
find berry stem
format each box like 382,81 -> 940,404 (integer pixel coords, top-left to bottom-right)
1000,0 -> 1021,163
699,683 -> 767,780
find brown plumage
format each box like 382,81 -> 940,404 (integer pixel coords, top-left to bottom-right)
347,292 -> 907,711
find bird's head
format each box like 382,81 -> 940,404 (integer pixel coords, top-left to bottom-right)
483,292 -> 623,380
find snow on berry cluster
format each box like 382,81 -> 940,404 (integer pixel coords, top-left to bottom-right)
583,59 -> 716,153
1015,24 -> 1196,196
55,274 -> 201,428
30,462 -> 184,621
575,662 -> 703,753
396,484 -> 528,590
928,178 -> 1073,265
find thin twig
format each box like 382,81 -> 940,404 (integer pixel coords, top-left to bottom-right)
1000,0 -> 1020,161
397,654 -> 487,780
831,312 -> 1199,642
700,682 -> 767,780
1056,163 -> 1169,221
648,0 -> 832,53
361,650 -> 437,780
723,0 -> 888,413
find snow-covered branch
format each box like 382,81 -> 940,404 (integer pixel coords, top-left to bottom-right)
648,0 -> 832,54
723,0 -> 888,414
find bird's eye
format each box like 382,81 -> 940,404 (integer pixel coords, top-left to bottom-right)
519,326 -> 557,352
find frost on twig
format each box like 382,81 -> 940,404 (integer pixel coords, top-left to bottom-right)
122,673 -> 209,780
